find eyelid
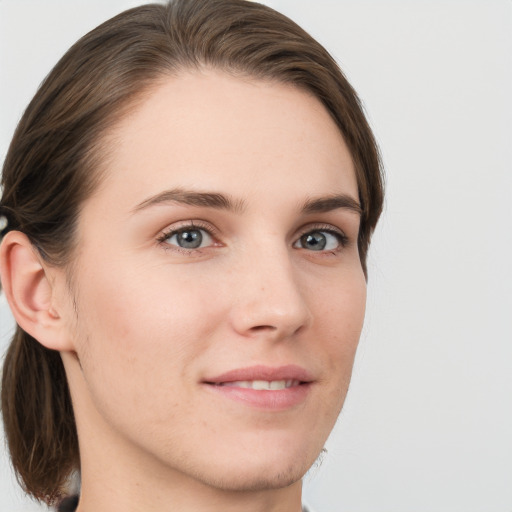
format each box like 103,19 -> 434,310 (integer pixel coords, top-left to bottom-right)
293,223 -> 350,249
156,220 -> 221,252
296,222 -> 348,239
155,220 -> 350,254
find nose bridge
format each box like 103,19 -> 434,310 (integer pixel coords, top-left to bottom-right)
229,241 -> 312,338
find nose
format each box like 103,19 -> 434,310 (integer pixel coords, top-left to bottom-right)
228,248 -> 312,340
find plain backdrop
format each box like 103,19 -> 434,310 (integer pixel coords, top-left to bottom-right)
1,1 -> 511,511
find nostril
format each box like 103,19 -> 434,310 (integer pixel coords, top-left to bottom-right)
249,325 -> 277,332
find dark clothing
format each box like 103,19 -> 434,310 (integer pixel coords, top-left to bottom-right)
57,495 -> 79,512
56,495 -> 314,511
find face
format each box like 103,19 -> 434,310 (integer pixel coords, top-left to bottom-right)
59,70 -> 366,492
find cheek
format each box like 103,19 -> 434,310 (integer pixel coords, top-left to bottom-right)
71,256 -> 224,414
315,267 -> 367,346
298,270 -> 366,446
314,269 -> 366,388
77,251 -> 218,341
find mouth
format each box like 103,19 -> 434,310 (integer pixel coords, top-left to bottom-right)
202,365 -> 313,410
212,379 -> 301,390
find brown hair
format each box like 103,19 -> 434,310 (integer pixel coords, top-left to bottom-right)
0,0 -> 383,505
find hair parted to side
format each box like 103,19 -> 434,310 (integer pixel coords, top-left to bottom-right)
0,0 -> 384,505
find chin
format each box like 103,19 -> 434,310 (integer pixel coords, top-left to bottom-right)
183,441 -> 320,493
198,461 -> 309,493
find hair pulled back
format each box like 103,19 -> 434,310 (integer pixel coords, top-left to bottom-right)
0,0 -> 383,504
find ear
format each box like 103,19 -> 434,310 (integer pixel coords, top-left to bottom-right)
0,231 -> 74,351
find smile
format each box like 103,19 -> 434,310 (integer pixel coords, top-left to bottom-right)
213,379 -> 301,390
203,365 -> 313,410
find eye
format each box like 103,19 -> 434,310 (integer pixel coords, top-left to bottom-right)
293,229 -> 347,252
161,226 -> 214,250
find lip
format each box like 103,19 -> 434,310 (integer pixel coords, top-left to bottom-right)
202,364 -> 314,410
205,364 -> 313,384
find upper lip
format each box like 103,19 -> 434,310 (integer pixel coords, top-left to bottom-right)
203,364 -> 314,384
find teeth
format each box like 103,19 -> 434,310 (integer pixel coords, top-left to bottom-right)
219,380 -> 299,390
253,380 -> 270,390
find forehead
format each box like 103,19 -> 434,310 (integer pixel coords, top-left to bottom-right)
89,69 -> 357,215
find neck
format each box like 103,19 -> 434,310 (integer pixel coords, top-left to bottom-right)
76,423 -> 304,512
77,468 -> 303,512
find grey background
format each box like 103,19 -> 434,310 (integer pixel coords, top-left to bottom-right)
1,1 -> 511,511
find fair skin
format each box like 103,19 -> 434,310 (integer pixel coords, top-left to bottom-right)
1,70 -> 366,512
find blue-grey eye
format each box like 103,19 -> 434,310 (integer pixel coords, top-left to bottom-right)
295,230 -> 341,251
166,228 -> 213,249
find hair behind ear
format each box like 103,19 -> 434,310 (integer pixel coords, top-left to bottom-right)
1,327 -> 79,504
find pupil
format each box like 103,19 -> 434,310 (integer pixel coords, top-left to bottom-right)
178,230 -> 202,248
302,232 -> 326,251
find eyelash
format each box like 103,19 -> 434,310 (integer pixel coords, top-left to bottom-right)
294,223 -> 349,254
157,220 -> 220,255
156,221 -> 349,255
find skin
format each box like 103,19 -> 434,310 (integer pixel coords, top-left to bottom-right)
3,69 -> 367,512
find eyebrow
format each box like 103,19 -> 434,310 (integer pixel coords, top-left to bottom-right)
301,194 -> 362,216
132,188 -> 246,214
132,188 -> 362,216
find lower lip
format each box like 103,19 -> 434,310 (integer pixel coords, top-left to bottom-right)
203,382 -> 312,410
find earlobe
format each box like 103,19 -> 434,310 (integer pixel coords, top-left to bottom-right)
0,231 -> 73,351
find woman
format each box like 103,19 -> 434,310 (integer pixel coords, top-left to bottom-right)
0,1 -> 383,511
